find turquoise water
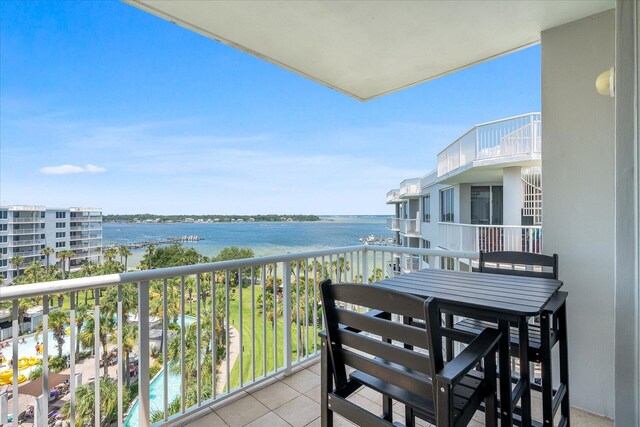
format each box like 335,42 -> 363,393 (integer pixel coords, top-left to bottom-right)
123,367 -> 181,427
103,216 -> 391,267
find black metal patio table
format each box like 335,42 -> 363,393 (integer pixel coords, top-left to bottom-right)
375,268 -> 563,427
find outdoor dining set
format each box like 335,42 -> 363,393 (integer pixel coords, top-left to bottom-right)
319,251 -> 569,427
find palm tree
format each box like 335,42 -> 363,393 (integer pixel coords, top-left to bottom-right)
145,244 -> 155,269
109,324 -> 137,387
73,305 -> 89,358
56,251 -> 68,279
41,247 -> 54,273
59,377 -> 128,427
22,260 -> 45,284
118,245 -> 132,270
79,313 -> 116,377
10,255 -> 24,278
103,248 -> 117,262
36,309 -> 69,358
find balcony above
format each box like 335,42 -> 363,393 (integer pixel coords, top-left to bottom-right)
385,189 -> 402,204
399,218 -> 420,236
437,113 -> 541,184
399,178 -> 421,198
438,222 -> 542,254
386,218 -> 400,231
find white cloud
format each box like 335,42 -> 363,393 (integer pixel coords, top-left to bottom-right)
39,163 -> 107,175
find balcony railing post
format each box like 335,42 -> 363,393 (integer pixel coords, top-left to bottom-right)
138,280 -> 151,427
283,260 -> 292,375
362,247 -> 369,283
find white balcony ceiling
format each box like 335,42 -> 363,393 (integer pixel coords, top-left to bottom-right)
125,0 -> 613,101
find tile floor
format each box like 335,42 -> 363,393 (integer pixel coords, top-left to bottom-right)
183,361 -> 613,427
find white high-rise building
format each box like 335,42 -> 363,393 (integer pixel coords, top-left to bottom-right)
0,205 -> 102,282
386,113 -> 542,273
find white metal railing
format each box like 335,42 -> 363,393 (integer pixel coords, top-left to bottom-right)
386,218 -> 400,231
439,222 -> 542,254
70,250 -> 101,258
69,217 -> 102,222
9,239 -> 44,247
399,178 -> 421,198
10,249 -> 43,258
386,189 -> 401,204
399,218 -> 420,235
437,113 -> 541,177
0,245 -> 476,427
7,228 -> 39,235
69,226 -> 102,232
8,217 -> 45,224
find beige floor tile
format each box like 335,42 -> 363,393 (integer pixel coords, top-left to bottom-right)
570,408 -> 613,427
346,393 -> 383,416
185,410 -> 228,427
274,395 -> 321,427
302,414 -> 355,427
251,380 -> 301,410
283,369 -> 321,393
304,417 -> 321,427
215,394 -> 270,427
245,412 -> 292,427
356,386 -> 382,404
305,385 -> 321,403
306,362 -> 321,376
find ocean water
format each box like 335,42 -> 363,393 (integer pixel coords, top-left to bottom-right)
103,216 -> 391,266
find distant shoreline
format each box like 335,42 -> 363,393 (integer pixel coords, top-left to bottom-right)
103,214 -> 322,224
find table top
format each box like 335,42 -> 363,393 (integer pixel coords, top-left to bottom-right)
375,268 -> 563,318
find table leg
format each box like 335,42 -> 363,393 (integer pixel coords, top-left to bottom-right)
498,319 -> 513,426
517,317 -> 531,427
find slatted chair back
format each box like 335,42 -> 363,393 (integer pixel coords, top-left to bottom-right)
319,279 -> 443,404
475,251 -> 558,280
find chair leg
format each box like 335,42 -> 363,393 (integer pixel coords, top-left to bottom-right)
321,338 -> 333,427
445,313 -> 454,362
540,312 -> 553,427
557,302 -> 571,425
484,351 -> 498,427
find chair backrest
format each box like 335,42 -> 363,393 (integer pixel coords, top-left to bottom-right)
476,251 -> 558,280
320,279 -> 443,402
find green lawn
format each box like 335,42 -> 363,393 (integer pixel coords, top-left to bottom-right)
228,286 -> 320,389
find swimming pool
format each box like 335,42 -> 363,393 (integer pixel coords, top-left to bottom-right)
123,365 -> 182,427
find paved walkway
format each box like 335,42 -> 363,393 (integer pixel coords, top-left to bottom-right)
215,326 -> 240,394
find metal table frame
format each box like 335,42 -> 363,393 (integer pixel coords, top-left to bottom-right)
375,269 -> 563,427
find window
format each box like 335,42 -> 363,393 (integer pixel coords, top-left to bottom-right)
56,242 -> 66,248
40,234 -> 45,239
0,224 -> 6,231
440,188 -> 455,222
421,239 -> 431,263
0,248 -> 7,255
56,222 -> 66,229
440,256 -> 455,271
0,236 -> 6,243
422,194 -> 431,223
56,232 -> 66,238
40,223 -> 45,228
0,260 -> 7,267
0,211 -> 7,219
56,212 -> 66,219
40,212 -> 45,218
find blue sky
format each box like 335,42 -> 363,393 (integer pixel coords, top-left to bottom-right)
0,1 -> 541,215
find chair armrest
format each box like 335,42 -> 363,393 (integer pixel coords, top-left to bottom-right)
319,330 -> 327,339
436,328 -> 501,386
542,291 -> 568,314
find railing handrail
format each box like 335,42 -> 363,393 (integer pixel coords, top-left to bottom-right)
0,245 -> 478,301
438,222 -> 542,230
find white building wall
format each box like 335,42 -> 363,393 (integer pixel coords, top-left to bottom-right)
541,9 -> 615,418
503,166 -> 523,225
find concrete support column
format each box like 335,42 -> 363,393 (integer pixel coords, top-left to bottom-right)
503,166 -> 523,225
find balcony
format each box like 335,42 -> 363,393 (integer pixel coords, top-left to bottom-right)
70,249 -> 101,258
10,238 -> 44,247
69,225 -> 102,232
439,222 -> 543,254
399,218 -> 420,236
437,113 -> 541,178
69,216 -> 102,222
8,217 -> 45,224
386,218 -> 400,231
385,189 -> 401,204
398,178 -> 420,198
8,228 -> 40,235
10,249 -> 43,258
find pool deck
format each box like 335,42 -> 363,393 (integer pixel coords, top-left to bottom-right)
181,360 -> 614,427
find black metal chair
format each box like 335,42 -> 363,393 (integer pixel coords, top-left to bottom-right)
319,279 -> 501,427
453,251 -> 570,426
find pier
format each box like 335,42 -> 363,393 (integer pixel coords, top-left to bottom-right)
104,235 -> 204,250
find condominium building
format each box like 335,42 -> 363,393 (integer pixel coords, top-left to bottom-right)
0,205 -> 102,282
386,113 -> 542,273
